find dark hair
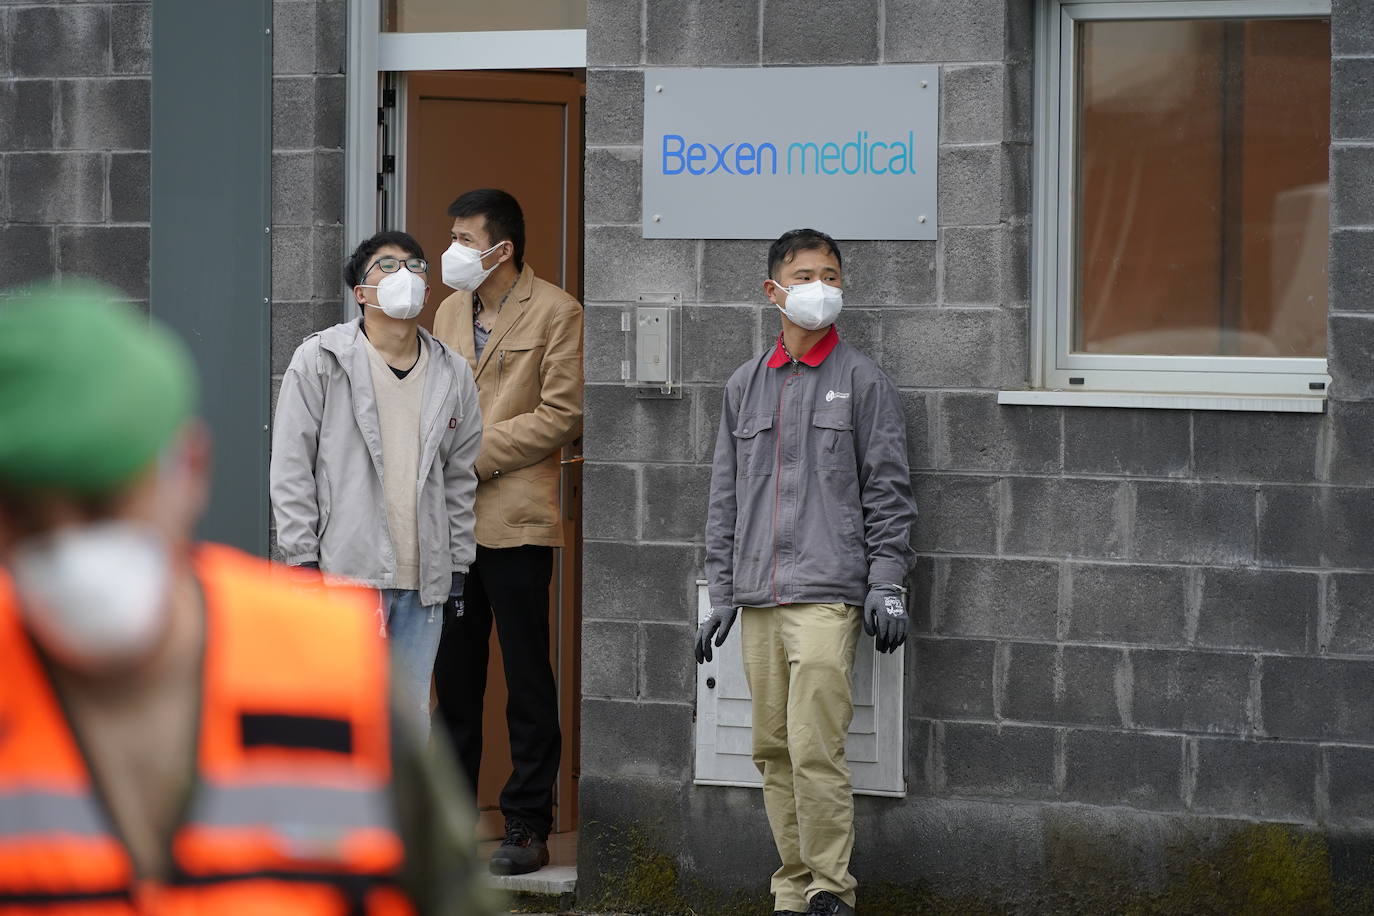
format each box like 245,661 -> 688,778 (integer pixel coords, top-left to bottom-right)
447,189 -> 525,271
343,230 -> 426,291
767,228 -> 843,281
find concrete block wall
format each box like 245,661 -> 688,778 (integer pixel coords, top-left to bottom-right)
269,0 -> 347,400
266,0 -> 346,556
580,0 -> 1374,907
0,1 -> 151,304
0,0 -> 344,385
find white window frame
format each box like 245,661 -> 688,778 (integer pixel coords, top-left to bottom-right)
1010,0 -> 1332,412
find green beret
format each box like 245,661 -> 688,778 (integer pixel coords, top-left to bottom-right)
0,281 -> 197,495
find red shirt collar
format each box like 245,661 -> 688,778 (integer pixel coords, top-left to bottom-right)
767,326 -> 839,369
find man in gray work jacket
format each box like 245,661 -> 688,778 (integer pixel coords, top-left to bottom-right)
696,228 -> 917,916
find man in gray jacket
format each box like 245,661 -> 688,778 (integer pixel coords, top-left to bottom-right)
696,229 -> 917,916
271,230 -> 483,734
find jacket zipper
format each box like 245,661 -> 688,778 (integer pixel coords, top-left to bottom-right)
770,360 -> 801,605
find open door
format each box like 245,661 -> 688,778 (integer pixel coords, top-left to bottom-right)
405,68 -> 585,837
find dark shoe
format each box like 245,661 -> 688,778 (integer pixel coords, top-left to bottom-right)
775,910 -> 807,915
489,818 -> 549,876
806,891 -> 856,916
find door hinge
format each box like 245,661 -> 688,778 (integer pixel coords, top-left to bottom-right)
381,155 -> 396,173
382,88 -> 397,108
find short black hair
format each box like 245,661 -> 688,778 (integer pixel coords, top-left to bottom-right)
447,189 -> 525,271
767,228 -> 843,281
344,230 -> 425,291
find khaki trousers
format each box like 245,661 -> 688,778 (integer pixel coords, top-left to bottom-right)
742,603 -> 862,911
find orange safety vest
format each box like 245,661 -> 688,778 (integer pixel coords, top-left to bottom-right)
0,544 -> 414,915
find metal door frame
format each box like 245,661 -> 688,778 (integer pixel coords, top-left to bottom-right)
344,0 -> 586,311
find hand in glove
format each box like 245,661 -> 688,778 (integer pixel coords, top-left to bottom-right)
695,606 -> 739,664
863,585 -> 909,653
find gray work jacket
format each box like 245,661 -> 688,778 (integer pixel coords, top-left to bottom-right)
269,320 -> 483,607
705,329 -> 917,610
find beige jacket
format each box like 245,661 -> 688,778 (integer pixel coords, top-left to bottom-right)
433,265 -> 583,549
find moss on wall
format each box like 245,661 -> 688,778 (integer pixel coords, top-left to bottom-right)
581,821 -> 1370,915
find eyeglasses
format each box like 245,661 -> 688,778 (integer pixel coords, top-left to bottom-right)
363,256 -> 428,277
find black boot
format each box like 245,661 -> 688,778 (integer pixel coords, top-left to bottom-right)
806,891 -> 856,915
489,818 -> 549,876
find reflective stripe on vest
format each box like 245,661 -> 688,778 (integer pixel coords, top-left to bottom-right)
0,791 -> 109,838
0,545 -> 411,915
188,781 -> 393,832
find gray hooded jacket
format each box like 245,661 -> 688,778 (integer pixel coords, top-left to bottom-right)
270,319 -> 483,607
705,331 -> 917,610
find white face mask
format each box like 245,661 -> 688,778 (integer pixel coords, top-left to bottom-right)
11,521 -> 172,671
358,270 -> 427,320
441,241 -> 506,292
771,279 -> 843,331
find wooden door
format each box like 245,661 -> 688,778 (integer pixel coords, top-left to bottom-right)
405,69 -> 585,836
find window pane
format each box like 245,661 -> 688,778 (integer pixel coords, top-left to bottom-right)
1074,18 -> 1330,358
384,0 -> 586,32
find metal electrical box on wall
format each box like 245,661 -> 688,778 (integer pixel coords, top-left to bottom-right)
622,293 -> 682,397
692,582 -> 907,797
642,65 -> 939,240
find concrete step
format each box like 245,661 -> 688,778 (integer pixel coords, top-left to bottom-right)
487,864 -> 577,896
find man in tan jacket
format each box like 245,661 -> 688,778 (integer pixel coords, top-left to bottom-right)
431,189 -> 583,876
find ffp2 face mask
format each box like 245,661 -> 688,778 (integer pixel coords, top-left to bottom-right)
441,241 -> 505,292
358,270 -> 426,320
12,521 -> 173,672
771,279 -> 843,330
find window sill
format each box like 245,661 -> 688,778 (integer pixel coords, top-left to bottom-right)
996,389 -> 1326,413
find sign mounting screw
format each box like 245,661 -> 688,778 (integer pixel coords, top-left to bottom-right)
653,215 -> 662,222
918,215 -> 927,223
921,80 -> 929,89
655,85 -> 663,93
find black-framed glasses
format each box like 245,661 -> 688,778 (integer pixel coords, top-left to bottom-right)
363,256 -> 428,277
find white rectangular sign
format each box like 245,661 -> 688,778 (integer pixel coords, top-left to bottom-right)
641,66 -> 939,241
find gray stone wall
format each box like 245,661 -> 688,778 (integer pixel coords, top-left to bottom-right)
269,0 -> 347,416
0,1 -> 151,304
0,0 -> 345,387
267,0 -> 347,555
579,0 -> 1374,908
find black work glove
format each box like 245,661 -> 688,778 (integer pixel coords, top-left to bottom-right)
445,572 -> 466,618
863,585 -> 909,653
695,606 -> 739,664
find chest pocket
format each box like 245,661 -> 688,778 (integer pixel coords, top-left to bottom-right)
732,412 -> 775,478
811,406 -> 856,471
495,340 -> 544,400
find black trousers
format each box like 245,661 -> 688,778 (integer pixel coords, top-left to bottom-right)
433,544 -> 561,838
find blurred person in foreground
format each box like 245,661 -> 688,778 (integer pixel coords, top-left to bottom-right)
0,282 -> 499,915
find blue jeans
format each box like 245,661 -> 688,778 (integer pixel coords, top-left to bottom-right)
381,589 -> 443,738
